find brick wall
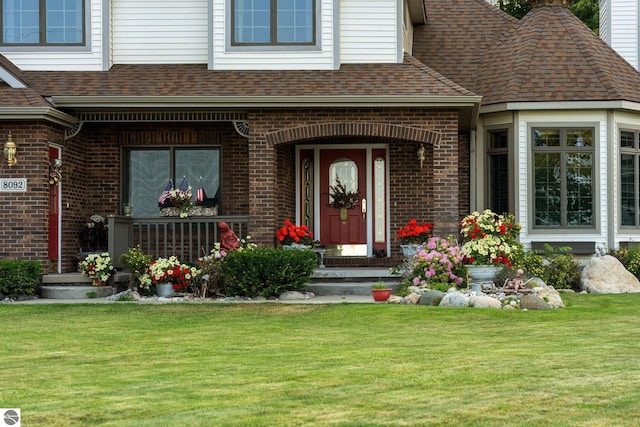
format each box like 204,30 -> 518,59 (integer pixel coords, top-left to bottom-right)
0,122 -> 64,272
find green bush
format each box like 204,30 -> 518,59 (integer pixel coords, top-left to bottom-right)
220,248 -> 317,298
0,260 -> 42,298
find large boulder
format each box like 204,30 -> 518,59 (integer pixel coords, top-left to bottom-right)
439,291 -> 469,308
520,294 -> 552,310
534,286 -> 564,308
581,255 -> 640,294
418,290 -> 445,306
469,295 -> 502,309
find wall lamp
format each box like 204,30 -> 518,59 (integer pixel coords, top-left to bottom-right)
417,143 -> 426,170
4,132 -> 17,167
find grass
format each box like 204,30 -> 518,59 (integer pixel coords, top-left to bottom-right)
2,294 -> 640,426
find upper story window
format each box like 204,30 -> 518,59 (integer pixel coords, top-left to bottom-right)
532,127 -> 595,229
232,0 -> 315,46
1,0 -> 84,45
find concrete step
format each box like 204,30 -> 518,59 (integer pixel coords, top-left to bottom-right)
41,272 -> 131,299
304,281 -> 401,296
40,285 -> 114,299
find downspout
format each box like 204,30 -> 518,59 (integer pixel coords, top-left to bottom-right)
470,129 -> 477,212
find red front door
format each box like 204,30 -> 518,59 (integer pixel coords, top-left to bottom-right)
48,146 -> 60,264
319,149 -> 367,253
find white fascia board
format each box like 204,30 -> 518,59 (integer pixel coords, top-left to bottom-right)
0,68 -> 26,88
51,95 -> 482,109
0,107 -> 78,127
480,100 -> 640,114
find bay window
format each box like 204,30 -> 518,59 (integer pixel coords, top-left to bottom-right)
620,130 -> 640,227
1,0 -> 84,45
123,147 -> 221,217
232,0 -> 315,46
532,127 -> 594,228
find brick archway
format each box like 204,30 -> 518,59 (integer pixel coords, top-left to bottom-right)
265,122 -> 441,146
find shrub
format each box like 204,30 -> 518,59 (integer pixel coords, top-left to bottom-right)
532,244 -> 580,290
623,246 -> 640,278
220,248 -> 317,298
119,245 -> 152,292
0,260 -> 42,298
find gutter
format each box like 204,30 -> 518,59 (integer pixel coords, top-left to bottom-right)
0,107 -> 78,127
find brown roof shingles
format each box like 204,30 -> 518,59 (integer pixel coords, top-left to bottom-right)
22,56 -> 475,99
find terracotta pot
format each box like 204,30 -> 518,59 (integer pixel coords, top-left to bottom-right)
371,288 -> 392,302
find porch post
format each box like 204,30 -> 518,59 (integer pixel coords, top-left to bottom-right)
432,132 -> 459,237
247,127 -> 277,246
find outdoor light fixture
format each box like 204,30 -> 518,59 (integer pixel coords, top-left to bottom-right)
417,143 -> 426,170
3,132 -> 16,167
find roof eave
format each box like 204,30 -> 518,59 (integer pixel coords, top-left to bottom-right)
407,0 -> 427,25
0,107 -> 78,127
480,100 -> 640,114
50,95 -> 482,109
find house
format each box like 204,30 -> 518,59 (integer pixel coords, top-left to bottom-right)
2,0 -> 640,274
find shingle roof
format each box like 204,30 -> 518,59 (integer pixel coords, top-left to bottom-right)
413,0 -> 518,93
22,55 -> 475,100
475,5 -> 640,105
0,55 -> 52,108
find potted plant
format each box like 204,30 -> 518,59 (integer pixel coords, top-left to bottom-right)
460,210 -> 522,288
78,214 -> 108,252
371,282 -> 392,302
328,177 -> 361,224
396,219 -> 434,257
79,252 -> 114,286
148,256 -> 200,297
276,220 -> 314,248
119,245 -> 152,292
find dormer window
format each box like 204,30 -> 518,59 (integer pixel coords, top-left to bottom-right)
231,0 -> 315,46
1,0 -> 84,45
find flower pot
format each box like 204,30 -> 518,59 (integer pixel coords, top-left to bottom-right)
465,265 -> 500,291
372,288 -> 392,302
340,207 -> 348,224
282,243 -> 311,250
400,244 -> 422,258
157,283 -> 174,297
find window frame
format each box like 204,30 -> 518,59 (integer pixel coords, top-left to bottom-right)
531,126 -> 596,230
486,127 -> 511,216
619,128 -> 640,229
0,0 -> 86,47
230,0 -> 316,47
122,145 -> 222,218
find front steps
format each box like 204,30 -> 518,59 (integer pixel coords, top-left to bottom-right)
41,272 -> 131,299
304,267 -> 401,296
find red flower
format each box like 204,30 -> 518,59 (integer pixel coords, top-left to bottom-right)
276,220 -> 313,246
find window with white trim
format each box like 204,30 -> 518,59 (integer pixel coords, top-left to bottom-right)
1,0 -> 84,45
532,127 -> 594,228
231,0 -> 315,46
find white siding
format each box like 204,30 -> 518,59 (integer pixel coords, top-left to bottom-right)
212,0 -> 335,70
608,0 -> 639,69
600,0 -> 610,45
514,110 -> 608,251
340,0 -> 397,63
112,0 -> 208,64
0,0 -> 104,71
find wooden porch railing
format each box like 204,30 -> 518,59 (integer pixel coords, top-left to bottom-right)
108,215 -> 250,267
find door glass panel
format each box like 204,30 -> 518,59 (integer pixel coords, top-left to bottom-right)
374,157 -> 385,243
328,158 -> 357,205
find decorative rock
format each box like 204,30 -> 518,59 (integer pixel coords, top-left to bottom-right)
406,293 -> 421,304
439,291 -> 470,308
469,295 -> 502,309
519,294 -> 552,310
535,286 -> 564,308
279,291 -> 306,301
527,277 -> 547,289
418,290 -> 445,306
581,255 -> 640,294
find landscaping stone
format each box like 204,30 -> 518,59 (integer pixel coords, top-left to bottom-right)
439,291 -> 469,307
279,291 -> 307,301
406,293 -> 421,304
535,286 -> 564,308
418,290 -> 445,306
469,294 -> 502,309
519,294 -> 552,310
581,255 -> 640,294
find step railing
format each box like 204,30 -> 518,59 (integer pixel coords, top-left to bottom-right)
108,215 -> 249,267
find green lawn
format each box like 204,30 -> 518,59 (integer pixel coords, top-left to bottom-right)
2,294 -> 640,426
